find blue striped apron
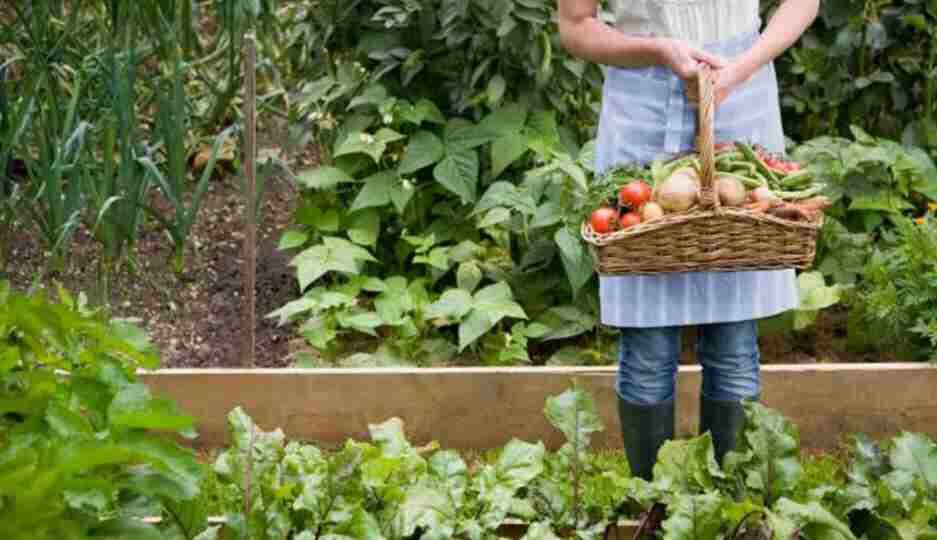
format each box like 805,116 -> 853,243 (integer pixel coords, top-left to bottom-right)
595,27 -> 799,328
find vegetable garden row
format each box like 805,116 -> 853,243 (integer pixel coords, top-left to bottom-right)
5,285 -> 937,539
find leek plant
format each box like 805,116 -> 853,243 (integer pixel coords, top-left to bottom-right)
140,61 -> 234,277
22,80 -> 89,274
81,15 -> 152,303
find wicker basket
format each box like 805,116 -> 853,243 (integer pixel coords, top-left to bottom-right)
581,65 -> 823,275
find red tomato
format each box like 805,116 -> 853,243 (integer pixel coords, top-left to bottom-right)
619,211 -> 642,229
618,180 -> 653,209
590,207 -> 619,234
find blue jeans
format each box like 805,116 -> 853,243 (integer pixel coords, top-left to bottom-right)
617,320 -> 761,405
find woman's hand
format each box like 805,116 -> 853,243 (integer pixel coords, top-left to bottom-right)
710,62 -> 756,106
658,39 -> 727,104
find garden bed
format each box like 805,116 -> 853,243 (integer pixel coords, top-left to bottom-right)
140,362 -> 937,453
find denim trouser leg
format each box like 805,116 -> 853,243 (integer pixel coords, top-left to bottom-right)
616,321 -> 761,405
697,320 -> 761,401
617,326 -> 681,405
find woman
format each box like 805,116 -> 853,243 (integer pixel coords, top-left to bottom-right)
557,0 -> 819,480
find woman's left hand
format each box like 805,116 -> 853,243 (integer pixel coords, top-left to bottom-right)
688,61 -> 757,106
711,62 -> 757,106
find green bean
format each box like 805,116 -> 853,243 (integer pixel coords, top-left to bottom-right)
738,143 -> 780,185
779,169 -> 813,189
774,184 -> 825,200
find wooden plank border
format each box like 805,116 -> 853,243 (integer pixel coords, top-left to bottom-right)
140,363 -> 937,452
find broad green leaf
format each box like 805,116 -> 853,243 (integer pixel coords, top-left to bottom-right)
399,131 -> 445,175
390,181 -> 416,214
660,492 -> 728,540
414,246 -> 451,271
426,289 -> 473,320
888,432 -> 937,490
444,118 -> 493,151
351,171 -> 397,212
459,283 -> 527,350
278,230 -> 309,250
396,484 -> 454,540
847,434 -> 887,485
334,130 -> 400,163
653,433 -> 725,494
429,450 -> 468,506
292,237 -> 377,290
491,135 -> 529,178
534,305 -> 597,340
480,103 -> 528,138
771,498 -> 856,540
554,227 -> 594,295
457,262 -> 483,293
794,272 -> 843,330
434,148 -> 479,205
474,182 -> 537,216
543,384 -> 603,452
478,207 -> 512,228
375,276 -> 413,324
347,209 -> 380,247
496,439 -> 546,490
400,99 -> 446,126
530,201 -> 562,229
348,83 -> 390,110
296,167 -> 354,190
46,401 -> 93,439
368,417 -> 413,457
108,383 -> 195,433
338,311 -> 384,336
725,402 -> 803,500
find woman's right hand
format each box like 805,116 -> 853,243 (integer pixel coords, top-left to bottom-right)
657,39 -> 727,103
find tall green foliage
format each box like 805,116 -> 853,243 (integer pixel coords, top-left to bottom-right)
0,282 -> 205,539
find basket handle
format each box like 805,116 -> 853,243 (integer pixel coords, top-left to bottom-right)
695,64 -> 719,210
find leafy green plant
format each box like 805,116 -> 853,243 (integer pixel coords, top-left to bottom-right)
770,0 -> 937,152
139,65 -> 234,276
82,20 -> 152,303
21,82 -> 89,273
851,216 -> 937,361
0,282 -> 205,539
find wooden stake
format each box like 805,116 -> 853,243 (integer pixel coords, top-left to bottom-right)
242,34 -> 257,368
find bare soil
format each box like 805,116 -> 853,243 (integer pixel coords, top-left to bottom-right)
4,119 -> 311,368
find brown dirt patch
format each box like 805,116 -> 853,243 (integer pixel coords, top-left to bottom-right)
4,118 -> 315,368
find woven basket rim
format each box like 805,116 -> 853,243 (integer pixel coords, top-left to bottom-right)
581,207 -> 824,247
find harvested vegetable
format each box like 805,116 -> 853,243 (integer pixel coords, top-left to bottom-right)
619,211 -> 642,229
619,180 -> 653,209
641,202 -> 665,221
751,185 -> 779,203
590,207 -> 618,233
714,173 -> 747,207
654,167 -> 699,212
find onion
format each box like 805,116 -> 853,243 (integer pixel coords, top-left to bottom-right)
654,167 -> 699,212
715,174 -> 747,207
751,185 -> 779,203
641,201 -> 665,221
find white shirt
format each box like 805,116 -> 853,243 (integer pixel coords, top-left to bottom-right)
607,0 -> 761,46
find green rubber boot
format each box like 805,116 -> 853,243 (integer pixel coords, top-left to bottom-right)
699,395 -> 758,465
617,397 -> 675,481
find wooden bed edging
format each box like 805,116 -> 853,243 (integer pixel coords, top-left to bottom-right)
140,363 -> 937,452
